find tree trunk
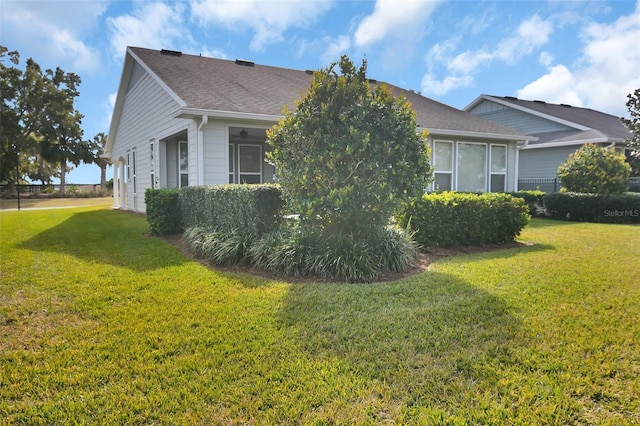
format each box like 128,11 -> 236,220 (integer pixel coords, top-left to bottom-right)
100,165 -> 107,191
59,160 -> 66,195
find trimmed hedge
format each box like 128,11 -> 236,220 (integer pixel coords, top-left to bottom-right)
398,191 -> 530,247
510,190 -> 546,216
544,192 -> 640,223
145,188 -> 182,235
179,184 -> 284,236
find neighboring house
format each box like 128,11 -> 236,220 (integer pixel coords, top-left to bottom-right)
465,95 -> 632,191
106,47 -> 532,213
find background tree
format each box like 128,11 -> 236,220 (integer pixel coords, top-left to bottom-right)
621,88 -> 640,176
1,47 -> 45,193
1,46 -> 87,194
39,67 -> 87,194
87,132 -> 109,190
557,143 -> 630,194
267,55 -> 432,236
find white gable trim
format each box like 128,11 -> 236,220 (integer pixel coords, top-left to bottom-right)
524,137 -> 627,150
429,127 -> 536,142
465,95 -> 592,132
106,48 -> 188,158
173,107 -> 281,123
128,48 -> 186,108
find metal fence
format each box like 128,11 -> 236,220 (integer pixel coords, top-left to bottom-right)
518,177 -> 640,193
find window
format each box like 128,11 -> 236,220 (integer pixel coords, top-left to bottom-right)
229,144 -> 235,183
457,142 -> 487,192
126,151 -> 131,182
490,144 -> 507,192
238,144 -> 262,184
150,141 -> 155,189
179,141 -> 188,187
132,148 -> 137,194
433,141 -> 453,191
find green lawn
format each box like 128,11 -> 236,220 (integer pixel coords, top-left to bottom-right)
1,207 -> 638,424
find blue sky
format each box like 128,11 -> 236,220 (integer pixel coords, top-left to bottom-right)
2,0 -> 639,184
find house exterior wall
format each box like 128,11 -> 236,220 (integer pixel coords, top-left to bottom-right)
519,145 -> 579,180
470,101 -> 573,134
202,120 -> 228,185
111,68 -> 190,213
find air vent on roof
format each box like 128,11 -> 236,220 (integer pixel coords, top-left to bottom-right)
367,78 -> 378,84
161,49 -> 182,57
235,59 -> 255,67
560,103 -> 572,108
533,100 -> 546,104
305,70 -> 314,75
504,96 -> 517,100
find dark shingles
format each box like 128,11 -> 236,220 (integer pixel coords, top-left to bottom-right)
493,96 -> 630,140
131,47 -> 526,138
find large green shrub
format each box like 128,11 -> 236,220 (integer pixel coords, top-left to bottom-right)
267,55 -> 432,236
145,188 -> 182,235
179,184 -> 284,236
544,192 -> 640,223
398,192 -> 530,247
557,143 -> 631,193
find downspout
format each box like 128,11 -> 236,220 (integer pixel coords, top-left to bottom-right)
197,115 -> 208,185
515,140 -> 529,191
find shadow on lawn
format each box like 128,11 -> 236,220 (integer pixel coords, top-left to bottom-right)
18,209 -> 187,272
278,272 -> 524,409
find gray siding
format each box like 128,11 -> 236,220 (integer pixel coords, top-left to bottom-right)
112,69 -> 189,212
471,100 -> 573,134
519,146 -> 579,180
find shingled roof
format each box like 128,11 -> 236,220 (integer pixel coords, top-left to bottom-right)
127,47 -> 528,141
465,94 -> 630,145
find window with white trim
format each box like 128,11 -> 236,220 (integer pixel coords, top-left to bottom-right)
149,141 -> 155,189
229,144 -> 235,183
179,141 -> 188,187
238,144 -> 262,184
490,144 -> 507,192
433,141 -> 453,191
457,142 -> 487,192
132,148 -> 137,194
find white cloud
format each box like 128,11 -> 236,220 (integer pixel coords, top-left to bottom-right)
0,0 -> 104,73
449,14 -> 553,74
421,13 -> 554,97
517,2 -> 640,115
422,74 -> 473,96
517,64 -> 582,106
107,2 -> 191,59
354,0 -> 441,47
321,35 -> 352,64
190,0 -> 332,51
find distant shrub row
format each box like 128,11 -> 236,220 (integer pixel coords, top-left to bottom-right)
544,192 -> 640,224
398,191 -> 530,247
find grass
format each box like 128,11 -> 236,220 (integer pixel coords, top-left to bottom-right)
0,196 -> 112,210
1,206 -> 639,424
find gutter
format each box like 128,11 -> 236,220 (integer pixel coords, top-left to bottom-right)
515,140 -> 529,191
197,115 -> 208,185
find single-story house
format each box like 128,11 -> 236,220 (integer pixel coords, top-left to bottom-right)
106,47 -> 533,213
464,95 -> 632,191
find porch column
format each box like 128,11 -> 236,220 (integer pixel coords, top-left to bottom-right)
112,164 -> 119,208
119,161 -> 126,210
